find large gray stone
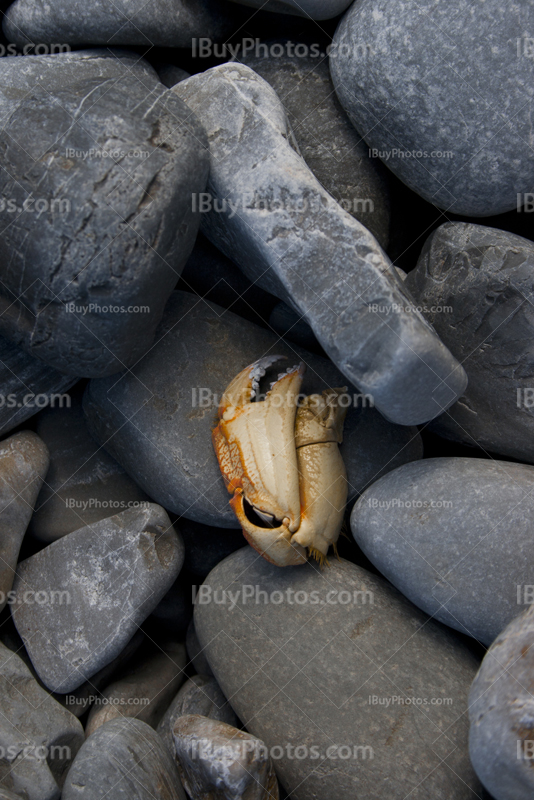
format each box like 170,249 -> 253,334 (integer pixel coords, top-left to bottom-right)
195,549 -> 480,800
62,718 -> 186,800
83,291 -> 423,527
330,0 -> 534,216
12,505 -> 184,693
0,50 -> 208,377
469,603 -> 534,800
351,457 -> 534,645
405,223 -> 534,462
0,640 -> 84,800
173,64 -> 467,425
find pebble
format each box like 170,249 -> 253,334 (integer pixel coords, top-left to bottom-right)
85,642 -> 186,736
0,432 -> 49,612
0,50 -> 208,377
62,717 -> 186,800
330,0 -> 534,216
406,222 -> 534,463
0,640 -> 84,800
173,64 -> 466,425
351,457 -> 534,645
158,675 -> 238,754
12,505 -> 184,693
30,391 -> 149,543
195,549 -> 481,800
173,715 -> 279,800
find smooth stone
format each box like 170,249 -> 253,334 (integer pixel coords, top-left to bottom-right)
173,715 -> 278,800
330,0 -> 534,216
242,48 -> 390,248
405,223 -> 534,462
469,604 -> 534,800
186,620 -> 213,678
0,431 -> 49,612
30,392 -> 150,543
12,505 -> 184,693
0,337 -> 76,438
62,718 -> 186,800
157,65 -> 190,88
195,549 -> 480,800
158,675 -> 238,755
0,50 -> 208,377
0,641 -> 83,800
174,64 -> 466,425
180,519 -> 246,578
226,0 -> 349,19
83,291 -> 423,526
351,457 -> 534,645
4,0 -> 237,47
85,641 -> 186,736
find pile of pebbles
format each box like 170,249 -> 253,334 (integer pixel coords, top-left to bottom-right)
0,0 -> 531,798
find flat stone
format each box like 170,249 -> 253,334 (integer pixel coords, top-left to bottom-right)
0,431 -> 49,612
223,0 -> 349,19
242,48 -> 390,248
330,0 -> 534,216
469,602 -> 534,800
0,50 -> 208,377
195,549 -> 480,800
30,390 -> 150,543
62,717 -> 186,800
173,715 -> 278,800
351,457 -> 534,645
173,64 -> 466,425
12,505 -> 184,693
83,291 -> 423,527
0,640 -> 84,800
85,641 -> 186,736
4,0 -> 237,47
405,223 -> 534,462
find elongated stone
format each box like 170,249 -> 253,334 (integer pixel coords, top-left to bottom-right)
173,64 -> 466,425
12,505 -> 184,693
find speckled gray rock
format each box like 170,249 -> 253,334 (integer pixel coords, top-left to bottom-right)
351,457 -> 534,645
180,520 -> 246,578
0,50 -> 208,377
83,291 -> 423,526
186,620 -> 213,678
63,718 -> 186,800
30,393 -> 149,543
4,0 -> 236,47
174,64 -> 466,425
469,602 -> 534,800
0,337 -> 76,438
158,675 -> 238,755
330,0 -> 534,216
0,640 -> 84,800
195,550 -> 480,800
226,0 -> 349,19
173,715 -> 278,800
406,223 -> 534,462
0,431 -> 49,612
242,49 -> 390,248
12,505 -> 184,693
85,641 -> 187,736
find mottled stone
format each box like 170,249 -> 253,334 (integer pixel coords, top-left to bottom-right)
406,223 -> 534,462
0,641 -> 83,800
224,0 -> 349,19
83,291 -> 422,527
0,50 -> 208,377
186,620 -> 213,678
174,64 -> 466,425
158,675 -> 238,754
330,0 -> 534,216
242,48 -> 390,248
469,603 -> 534,800
63,718 -> 186,800
0,431 -> 49,612
30,392 -> 149,542
85,642 -> 186,736
351,457 -> 534,645
12,505 -> 184,693
173,715 -> 278,800
195,549 -> 480,800
180,519 -> 246,578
